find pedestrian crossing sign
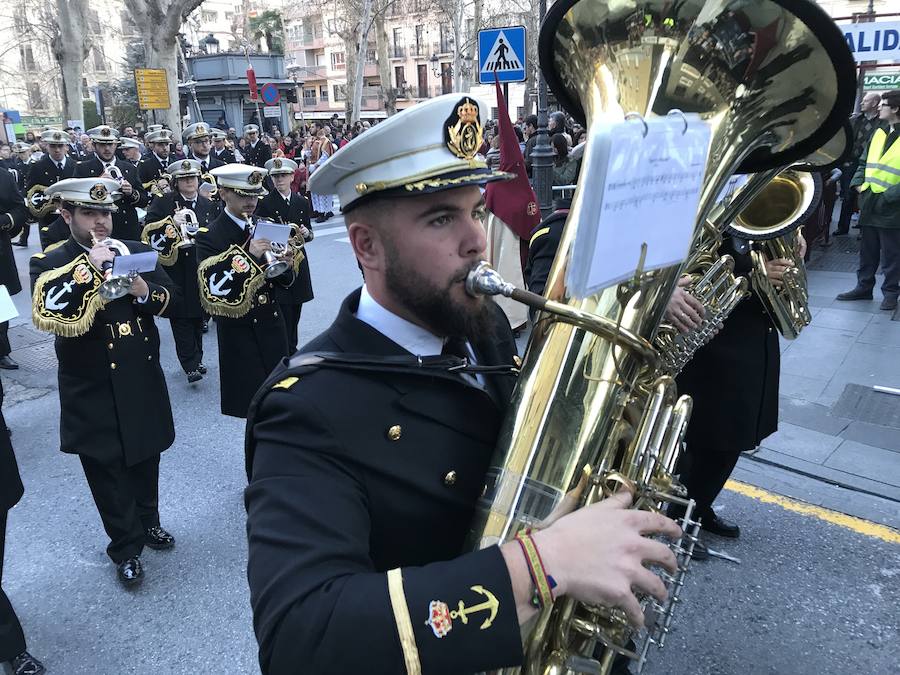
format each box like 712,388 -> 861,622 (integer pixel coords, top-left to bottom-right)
478,26 -> 527,84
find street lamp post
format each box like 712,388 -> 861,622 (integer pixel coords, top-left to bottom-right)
530,0 -> 555,218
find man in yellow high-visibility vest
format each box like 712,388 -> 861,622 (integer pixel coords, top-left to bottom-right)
837,89 -> 900,311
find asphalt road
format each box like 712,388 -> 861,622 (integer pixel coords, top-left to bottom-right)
2,223 -> 898,674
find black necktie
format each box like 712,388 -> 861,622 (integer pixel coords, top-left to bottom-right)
201,161 -> 208,172
57,161 -> 63,171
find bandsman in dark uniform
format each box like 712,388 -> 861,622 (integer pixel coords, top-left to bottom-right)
143,159 -> 216,383
119,137 -> 142,167
10,143 -> 32,192
244,94 -> 680,674
183,122 -> 225,175
211,129 -> 237,165
256,157 -> 313,352
196,164 -> 293,418
241,124 -> 271,168
1,378 -> 46,675
74,126 -> 149,241
19,129 -> 75,249
30,178 -> 180,587
138,128 -> 175,198
0,170 -> 27,371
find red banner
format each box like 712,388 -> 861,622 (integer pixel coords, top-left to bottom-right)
247,68 -> 258,100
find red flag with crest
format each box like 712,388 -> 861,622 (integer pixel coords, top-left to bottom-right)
484,78 -> 541,241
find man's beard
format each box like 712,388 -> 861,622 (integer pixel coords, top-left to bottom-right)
382,236 -> 495,342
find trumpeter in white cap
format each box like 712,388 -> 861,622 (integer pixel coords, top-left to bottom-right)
309,94 -> 510,212
183,122 -> 212,143
243,124 -> 260,136
119,137 -> 142,165
209,164 -> 268,197
44,177 -> 120,212
86,125 -> 120,144
167,158 -> 203,180
145,128 -> 174,145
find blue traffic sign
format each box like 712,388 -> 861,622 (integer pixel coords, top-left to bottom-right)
260,82 -> 280,105
478,26 -> 526,84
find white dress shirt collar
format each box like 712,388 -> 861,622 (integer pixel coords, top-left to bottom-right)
356,285 -> 443,357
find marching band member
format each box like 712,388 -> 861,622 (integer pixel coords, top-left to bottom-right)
74,126 -> 148,241
143,159 -> 216,383
119,138 -> 142,167
256,157 -> 314,352
183,123 -> 225,174
244,95 -> 680,674
241,124 -> 271,168
138,128 -> 176,197
211,129 -> 237,164
195,165 -> 293,418
30,178 -> 180,587
19,129 -> 75,249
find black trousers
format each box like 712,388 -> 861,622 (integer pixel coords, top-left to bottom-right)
675,442 -> 742,520
279,303 -> 302,354
79,454 -> 160,564
170,317 -> 204,373
857,226 -> 900,300
0,322 -> 9,358
835,162 -> 859,234
0,511 -> 26,663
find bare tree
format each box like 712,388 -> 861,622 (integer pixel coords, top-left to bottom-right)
123,0 -> 206,132
52,1 -> 92,123
373,3 -> 397,116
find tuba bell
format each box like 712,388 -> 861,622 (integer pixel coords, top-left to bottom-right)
465,1 -> 855,673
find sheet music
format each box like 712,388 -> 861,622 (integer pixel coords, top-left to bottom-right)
566,114 -> 711,298
112,251 -> 159,277
251,220 -> 292,245
0,285 -> 18,323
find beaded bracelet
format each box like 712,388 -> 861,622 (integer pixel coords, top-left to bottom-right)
515,528 -> 557,610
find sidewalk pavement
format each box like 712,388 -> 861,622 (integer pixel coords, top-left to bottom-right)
733,234 -> 900,529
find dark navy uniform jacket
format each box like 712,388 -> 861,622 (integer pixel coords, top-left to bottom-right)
254,190 -> 314,305
245,289 -> 524,674
74,156 -> 149,241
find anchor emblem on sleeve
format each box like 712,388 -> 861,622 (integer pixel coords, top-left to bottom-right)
46,281 -> 75,310
450,585 -> 499,629
209,270 -> 234,296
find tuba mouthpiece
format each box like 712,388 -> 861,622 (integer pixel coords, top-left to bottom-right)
465,261 -> 515,299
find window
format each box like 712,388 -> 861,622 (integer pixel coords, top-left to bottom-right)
439,24 -> 453,53
82,77 -> 90,99
120,11 -> 137,35
331,51 -> 345,70
319,85 -> 328,101
92,46 -> 106,72
224,11 -> 234,21
394,65 -> 405,89
441,62 -> 452,94
13,12 -> 29,34
19,45 -> 35,71
366,48 -> 376,63
26,81 -> 44,110
334,84 -> 346,102
303,87 -> 317,102
201,10 -> 218,23
88,9 -> 101,35
415,25 -> 424,56
392,28 -> 404,58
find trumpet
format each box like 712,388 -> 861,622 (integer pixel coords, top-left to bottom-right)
243,214 -> 291,278
91,235 -> 136,301
105,165 -> 124,185
174,208 -> 200,246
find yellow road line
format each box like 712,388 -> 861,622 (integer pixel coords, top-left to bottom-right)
724,480 -> 900,544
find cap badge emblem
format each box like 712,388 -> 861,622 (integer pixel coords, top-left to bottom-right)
89,183 -> 108,201
273,159 -> 282,169
445,97 -> 483,161
101,127 -> 111,137
53,132 -> 62,141
182,160 -> 191,170
248,171 -> 263,186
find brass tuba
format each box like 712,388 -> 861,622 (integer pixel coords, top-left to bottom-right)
465,1 -> 855,673
733,124 -> 852,339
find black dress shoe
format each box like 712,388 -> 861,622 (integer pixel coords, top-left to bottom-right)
880,296 -> 898,311
325,211 -> 334,219
11,239 -> 28,247
197,362 -> 208,375
315,214 -> 327,223
145,525 -> 175,550
117,556 -> 144,586
201,319 -> 209,333
0,356 -> 18,370
187,369 -> 203,383
690,539 -> 709,561
11,651 -> 45,675
836,287 -> 873,301
701,510 -> 740,538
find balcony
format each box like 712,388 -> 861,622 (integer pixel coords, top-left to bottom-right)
391,46 -> 405,59
302,96 -> 318,107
